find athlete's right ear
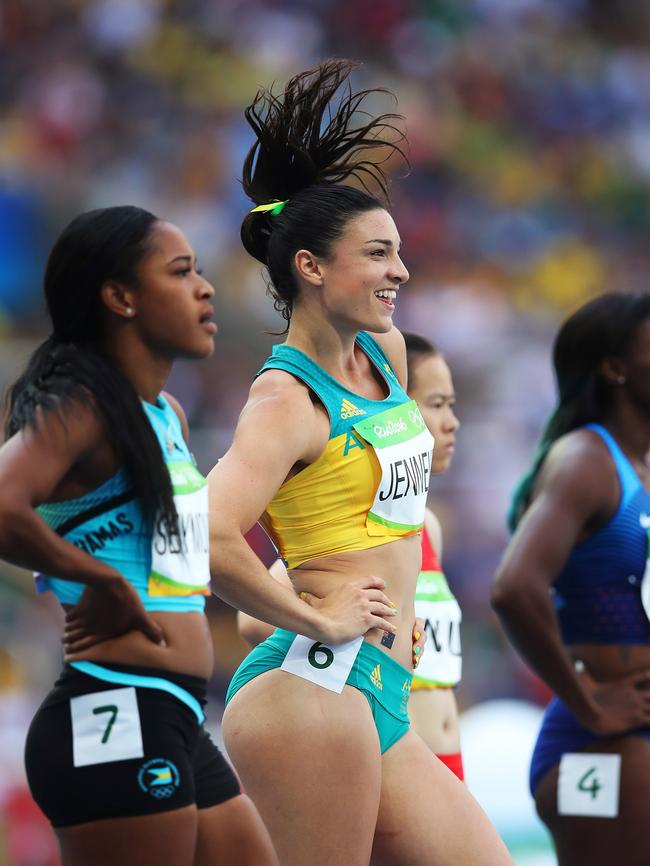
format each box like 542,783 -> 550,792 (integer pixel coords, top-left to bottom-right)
599,355 -> 627,387
101,281 -> 137,320
294,249 -> 324,288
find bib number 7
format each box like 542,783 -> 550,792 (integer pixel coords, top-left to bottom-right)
93,704 -> 119,743
70,686 -> 144,767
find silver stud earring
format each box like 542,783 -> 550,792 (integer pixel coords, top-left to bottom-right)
125,307 -> 134,316
616,376 -> 626,384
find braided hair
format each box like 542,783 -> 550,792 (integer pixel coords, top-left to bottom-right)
509,292 -> 650,530
5,206 -> 177,527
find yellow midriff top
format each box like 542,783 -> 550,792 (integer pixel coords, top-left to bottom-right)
257,333 -> 432,569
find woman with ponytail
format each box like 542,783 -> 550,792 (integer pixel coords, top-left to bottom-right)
0,207 -> 277,866
208,61 -> 513,866
492,293 -> 650,866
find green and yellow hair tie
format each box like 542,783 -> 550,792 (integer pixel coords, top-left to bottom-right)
250,199 -> 288,216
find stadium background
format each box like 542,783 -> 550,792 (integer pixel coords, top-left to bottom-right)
1,1 -> 650,863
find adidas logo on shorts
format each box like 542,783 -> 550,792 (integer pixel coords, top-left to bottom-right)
370,664 -> 383,690
340,399 -> 365,419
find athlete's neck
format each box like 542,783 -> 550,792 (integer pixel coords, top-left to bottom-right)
285,310 -> 363,382
602,404 -> 650,468
101,332 -> 172,404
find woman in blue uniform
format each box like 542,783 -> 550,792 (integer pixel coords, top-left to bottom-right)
492,292 -> 650,866
208,61 -> 513,866
0,207 -> 277,866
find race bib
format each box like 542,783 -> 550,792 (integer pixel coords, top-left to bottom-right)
70,687 -> 144,767
149,460 -> 210,596
280,634 -> 363,693
558,753 -> 621,818
414,570 -> 462,685
353,401 -> 434,536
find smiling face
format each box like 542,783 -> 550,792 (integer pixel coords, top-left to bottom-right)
303,208 -> 409,333
127,221 -> 217,360
408,352 -> 459,474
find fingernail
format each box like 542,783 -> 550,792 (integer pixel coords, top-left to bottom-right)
414,631 -> 421,641
414,646 -> 421,656
392,607 -> 398,615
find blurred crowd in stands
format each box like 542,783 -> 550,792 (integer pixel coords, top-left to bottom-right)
1,1 -> 650,860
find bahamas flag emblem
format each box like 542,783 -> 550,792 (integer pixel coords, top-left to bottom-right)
137,758 -> 180,799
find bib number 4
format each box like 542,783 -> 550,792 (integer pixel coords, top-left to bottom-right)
577,766 -> 603,801
558,753 -> 621,818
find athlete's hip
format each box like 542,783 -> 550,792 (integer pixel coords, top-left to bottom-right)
64,610 -> 214,678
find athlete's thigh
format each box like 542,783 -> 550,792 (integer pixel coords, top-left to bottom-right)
57,805 -> 197,866
223,669 -> 383,866
194,795 -> 278,866
535,734 -> 650,866
371,729 -> 513,866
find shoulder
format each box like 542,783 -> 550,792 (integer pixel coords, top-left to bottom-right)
236,369 -> 326,455
539,428 -> 616,494
2,396 -> 109,481
31,396 -> 106,450
367,327 -> 407,388
423,507 -> 443,557
161,391 -> 189,443
246,369 -> 317,416
529,427 -> 619,525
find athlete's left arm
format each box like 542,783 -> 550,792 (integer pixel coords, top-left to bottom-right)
373,326 -> 408,389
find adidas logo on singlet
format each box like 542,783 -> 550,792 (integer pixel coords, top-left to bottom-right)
370,664 -> 383,690
340,399 -> 366,419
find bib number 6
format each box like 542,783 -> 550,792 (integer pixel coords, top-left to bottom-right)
308,642 -> 335,669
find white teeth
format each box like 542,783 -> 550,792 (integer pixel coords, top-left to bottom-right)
375,290 -> 397,300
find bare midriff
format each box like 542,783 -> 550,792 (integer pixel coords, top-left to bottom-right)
409,688 -> 461,753
569,642 -> 650,682
64,610 -> 214,679
290,533 -> 422,672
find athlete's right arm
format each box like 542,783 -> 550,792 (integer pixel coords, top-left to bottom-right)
0,402 -> 163,645
492,430 -> 650,735
208,372 -> 397,645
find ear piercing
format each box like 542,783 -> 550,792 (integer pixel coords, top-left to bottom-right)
125,307 -> 134,315
616,376 -> 626,384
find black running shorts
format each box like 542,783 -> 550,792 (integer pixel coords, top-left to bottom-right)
25,662 -> 240,827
